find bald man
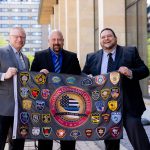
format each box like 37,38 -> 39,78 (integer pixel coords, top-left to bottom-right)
31,29 -> 81,150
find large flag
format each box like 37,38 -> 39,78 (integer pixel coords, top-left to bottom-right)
13,71 -> 123,140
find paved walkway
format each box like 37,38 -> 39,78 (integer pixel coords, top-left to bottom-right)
4,98 -> 150,150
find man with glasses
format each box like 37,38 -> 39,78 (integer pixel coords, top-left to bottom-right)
0,27 -> 30,150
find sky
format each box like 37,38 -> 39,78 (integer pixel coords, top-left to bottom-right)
148,0 -> 150,4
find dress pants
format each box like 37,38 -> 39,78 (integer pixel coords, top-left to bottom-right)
104,114 -> 150,150
38,140 -> 76,150
0,115 -> 25,150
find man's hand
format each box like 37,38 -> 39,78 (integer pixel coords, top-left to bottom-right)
40,69 -> 49,75
4,67 -> 18,80
118,66 -> 132,78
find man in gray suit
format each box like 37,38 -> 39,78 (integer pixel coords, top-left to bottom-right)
0,27 -> 30,150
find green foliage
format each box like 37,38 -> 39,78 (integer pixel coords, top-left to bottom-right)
0,35 -> 8,47
26,54 -> 34,65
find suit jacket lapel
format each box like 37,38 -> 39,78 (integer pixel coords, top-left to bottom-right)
114,45 -> 123,70
61,50 -> 68,73
96,50 -> 103,75
7,45 -> 19,68
46,48 -> 54,72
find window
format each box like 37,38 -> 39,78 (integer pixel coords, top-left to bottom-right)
21,8 -> 29,12
32,24 -> 41,28
1,24 -> 9,28
12,16 -> 21,20
32,8 -> 38,12
32,40 -> 41,44
31,32 -> 42,36
0,8 -> 8,12
21,24 -> 29,28
32,16 -> 38,20
21,16 -> 29,20
0,16 -> 8,20
1,32 -> 9,36
12,8 -> 20,12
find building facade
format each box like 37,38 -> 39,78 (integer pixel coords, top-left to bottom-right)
38,0 -> 149,96
0,0 -> 49,55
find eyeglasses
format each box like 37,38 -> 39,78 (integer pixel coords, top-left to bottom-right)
10,35 -> 26,39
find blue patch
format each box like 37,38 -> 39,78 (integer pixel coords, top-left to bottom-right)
111,112 -> 121,124
20,112 -> 29,124
95,101 -> 105,112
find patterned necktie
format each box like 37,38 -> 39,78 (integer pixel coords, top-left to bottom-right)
16,52 -> 26,71
54,55 -> 61,73
107,53 -> 114,73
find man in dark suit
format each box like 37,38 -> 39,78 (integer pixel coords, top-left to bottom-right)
0,27 -> 30,150
31,29 -> 81,150
83,28 -> 150,150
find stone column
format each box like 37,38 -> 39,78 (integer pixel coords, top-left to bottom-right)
76,0 -> 94,68
98,0 -> 125,47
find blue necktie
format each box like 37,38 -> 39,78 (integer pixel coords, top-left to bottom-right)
54,55 -> 61,73
107,53 -> 114,73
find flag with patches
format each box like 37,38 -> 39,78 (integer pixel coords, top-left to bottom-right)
13,71 -> 123,141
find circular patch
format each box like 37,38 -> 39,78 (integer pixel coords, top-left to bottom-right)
50,86 -> 92,128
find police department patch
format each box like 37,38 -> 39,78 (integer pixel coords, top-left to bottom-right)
32,127 -> 40,136
50,86 -> 92,128
108,100 -> 118,111
35,74 -> 46,84
20,72 -> 29,85
96,127 -> 106,138
111,112 -> 121,124
110,72 -> 120,85
20,112 -> 29,124
20,87 -> 29,98
70,130 -> 81,139
22,99 -> 32,110
95,75 -> 106,85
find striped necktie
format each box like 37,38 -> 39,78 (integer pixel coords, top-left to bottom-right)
16,52 -> 26,71
54,55 -> 61,73
107,53 -> 114,73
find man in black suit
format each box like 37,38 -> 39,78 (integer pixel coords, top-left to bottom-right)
83,28 -> 150,150
31,29 -> 81,150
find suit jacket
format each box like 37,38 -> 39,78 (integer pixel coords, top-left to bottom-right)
31,48 -> 81,75
83,45 -> 149,117
0,45 -> 30,116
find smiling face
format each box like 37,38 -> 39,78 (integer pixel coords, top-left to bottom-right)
9,27 -> 26,52
48,30 -> 64,54
100,29 -> 117,52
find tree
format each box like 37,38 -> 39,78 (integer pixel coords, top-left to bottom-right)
0,34 -> 8,47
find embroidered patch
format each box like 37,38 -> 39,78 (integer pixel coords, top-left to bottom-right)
20,112 -> 29,124
95,75 -> 106,85
22,99 -> 32,110
20,72 -> 29,85
41,89 -> 50,99
70,130 -> 81,139
111,112 -> 121,124
96,127 -> 106,138
56,129 -> 66,138
34,74 -> 46,84
95,101 -> 105,112
100,88 -> 110,100
108,100 -> 118,111
91,113 -> 100,124
31,87 -> 40,99
110,72 -> 120,85
85,129 -> 93,138
32,127 -> 40,136
42,127 -> 52,137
